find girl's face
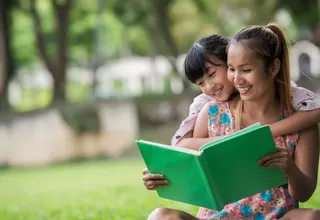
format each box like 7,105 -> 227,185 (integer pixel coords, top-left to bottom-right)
195,57 -> 235,101
227,43 -> 273,101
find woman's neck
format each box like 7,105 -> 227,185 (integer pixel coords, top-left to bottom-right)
242,88 -> 280,125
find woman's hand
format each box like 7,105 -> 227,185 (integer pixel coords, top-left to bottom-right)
142,168 -> 168,190
257,147 -> 297,176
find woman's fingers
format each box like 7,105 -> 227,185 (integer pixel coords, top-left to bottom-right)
142,168 -> 149,175
144,179 -> 168,190
145,180 -> 168,187
146,182 -> 167,190
257,151 -> 288,165
142,173 -> 164,182
142,167 -> 168,190
276,146 -> 290,152
260,158 -> 284,168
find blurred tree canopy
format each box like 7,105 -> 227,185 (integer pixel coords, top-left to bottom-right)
0,0 -> 319,109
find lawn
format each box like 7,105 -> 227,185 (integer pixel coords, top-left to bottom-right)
0,159 -> 198,220
0,159 -> 319,220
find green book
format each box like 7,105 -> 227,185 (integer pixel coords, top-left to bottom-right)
135,123 -> 287,211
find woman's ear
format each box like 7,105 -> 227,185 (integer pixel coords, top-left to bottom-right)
269,59 -> 280,79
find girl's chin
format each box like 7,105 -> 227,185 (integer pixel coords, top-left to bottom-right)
215,93 -> 229,102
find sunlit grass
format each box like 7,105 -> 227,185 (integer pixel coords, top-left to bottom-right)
0,159 -> 318,219
0,159 -> 198,220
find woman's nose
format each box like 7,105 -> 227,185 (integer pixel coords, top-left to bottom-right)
233,72 -> 243,84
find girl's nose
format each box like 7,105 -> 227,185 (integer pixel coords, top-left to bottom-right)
206,82 -> 215,92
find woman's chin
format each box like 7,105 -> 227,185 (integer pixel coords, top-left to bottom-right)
239,94 -> 252,101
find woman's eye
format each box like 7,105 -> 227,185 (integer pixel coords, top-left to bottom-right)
228,68 -> 235,72
208,72 -> 216,77
242,69 -> 251,73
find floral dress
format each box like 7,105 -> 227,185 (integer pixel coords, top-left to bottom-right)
197,101 -> 299,220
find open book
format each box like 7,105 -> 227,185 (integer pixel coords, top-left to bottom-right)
136,123 -> 287,211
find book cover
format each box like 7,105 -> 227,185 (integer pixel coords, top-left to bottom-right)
136,123 -> 287,210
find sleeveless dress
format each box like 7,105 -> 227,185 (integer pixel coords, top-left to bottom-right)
197,102 -> 299,220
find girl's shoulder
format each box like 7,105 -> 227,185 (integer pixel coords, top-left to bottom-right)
207,100 -> 229,109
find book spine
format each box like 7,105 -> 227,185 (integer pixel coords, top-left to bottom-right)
195,156 -> 218,210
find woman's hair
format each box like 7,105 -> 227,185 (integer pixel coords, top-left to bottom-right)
229,23 -> 292,129
183,35 -> 230,83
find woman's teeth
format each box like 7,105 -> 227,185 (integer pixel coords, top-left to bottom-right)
238,86 -> 252,94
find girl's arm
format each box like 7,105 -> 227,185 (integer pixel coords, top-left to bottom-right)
269,109 -> 320,137
287,124 -> 319,202
176,103 -> 221,150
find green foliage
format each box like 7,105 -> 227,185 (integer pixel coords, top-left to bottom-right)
112,0 -> 148,26
65,81 -> 91,103
9,0 -> 320,69
128,25 -> 150,55
10,80 -> 91,112
277,0 -> 319,26
112,79 -> 124,91
170,0 -> 219,51
11,9 -> 37,66
12,87 -> 52,112
0,159 -> 319,219
62,106 -> 101,134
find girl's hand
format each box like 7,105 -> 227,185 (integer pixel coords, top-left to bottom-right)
257,147 -> 296,176
142,168 -> 168,190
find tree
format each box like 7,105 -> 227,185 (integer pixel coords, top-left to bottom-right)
112,0 -> 193,88
0,0 -> 16,111
278,0 -> 320,46
29,0 -> 72,102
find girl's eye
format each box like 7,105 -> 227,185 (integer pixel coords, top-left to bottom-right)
197,82 -> 204,87
228,68 -> 235,72
242,69 -> 251,73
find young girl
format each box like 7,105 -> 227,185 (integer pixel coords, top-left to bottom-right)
143,24 -> 320,219
171,35 -> 320,149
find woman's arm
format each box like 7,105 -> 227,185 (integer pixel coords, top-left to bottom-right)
176,103 -> 221,150
269,109 -> 320,137
287,124 -> 320,202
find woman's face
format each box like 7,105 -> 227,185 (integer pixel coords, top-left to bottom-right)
195,57 -> 235,101
227,43 -> 273,101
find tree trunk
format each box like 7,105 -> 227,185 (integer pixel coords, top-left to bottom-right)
0,3 -> 7,97
51,0 -> 72,102
150,0 -> 190,90
0,0 -> 15,111
30,0 -> 71,104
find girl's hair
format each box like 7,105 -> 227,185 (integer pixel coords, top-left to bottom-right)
229,23 -> 292,130
183,35 -> 230,83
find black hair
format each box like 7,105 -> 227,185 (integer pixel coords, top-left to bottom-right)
183,35 -> 230,83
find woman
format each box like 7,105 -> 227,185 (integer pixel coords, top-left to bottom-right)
144,23 -> 320,219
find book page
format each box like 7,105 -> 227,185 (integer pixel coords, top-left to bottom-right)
199,122 -> 263,152
136,140 -> 201,156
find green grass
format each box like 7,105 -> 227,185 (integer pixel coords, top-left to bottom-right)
0,159 -> 319,220
0,159 -> 198,220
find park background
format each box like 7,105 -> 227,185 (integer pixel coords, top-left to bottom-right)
0,0 -> 320,219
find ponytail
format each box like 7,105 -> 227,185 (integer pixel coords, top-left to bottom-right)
266,23 -> 293,117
